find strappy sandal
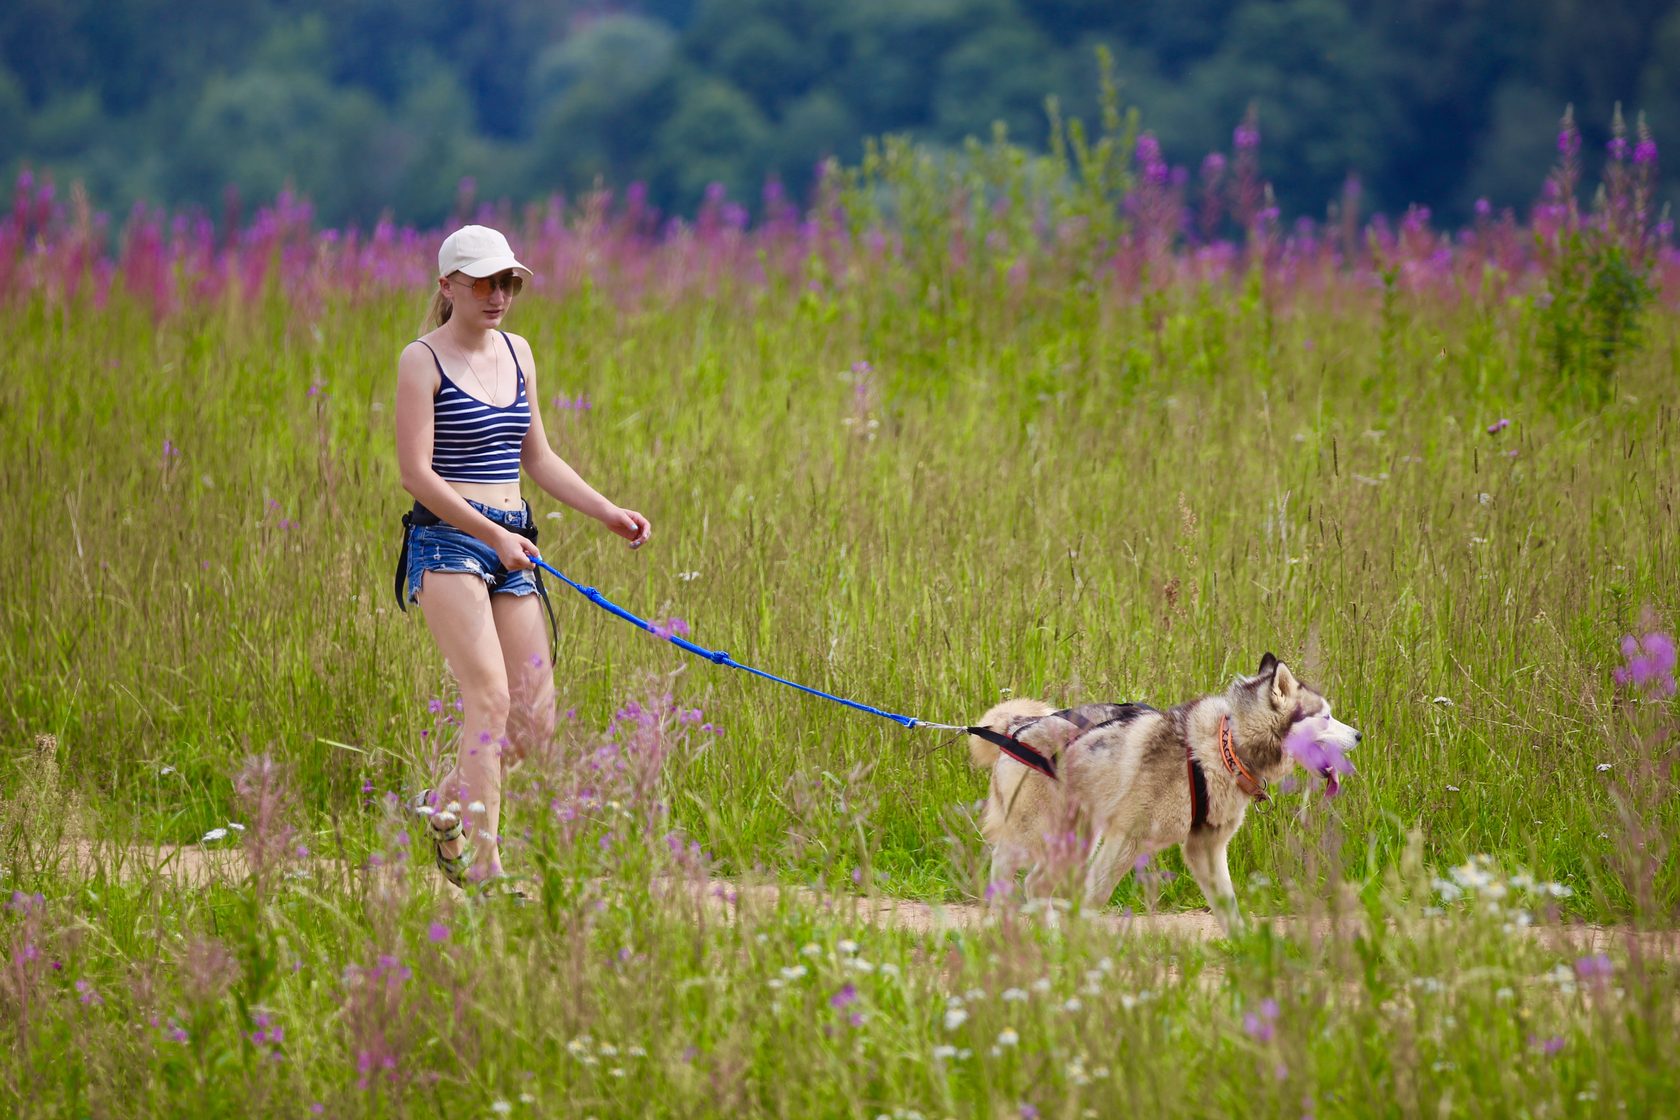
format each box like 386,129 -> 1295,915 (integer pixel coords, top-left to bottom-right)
411,789 -> 473,888
472,875 -> 532,904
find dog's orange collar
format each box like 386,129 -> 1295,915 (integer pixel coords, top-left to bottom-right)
1189,714 -> 1268,831
1219,714 -> 1269,803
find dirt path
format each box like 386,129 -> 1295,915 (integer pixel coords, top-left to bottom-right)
49,839 -> 1677,960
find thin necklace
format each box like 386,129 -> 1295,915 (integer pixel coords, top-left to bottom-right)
452,337 -> 503,404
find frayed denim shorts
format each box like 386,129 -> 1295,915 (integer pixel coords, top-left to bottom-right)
406,500 -> 540,605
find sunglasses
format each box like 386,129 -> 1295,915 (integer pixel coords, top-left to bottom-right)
454,272 -> 524,299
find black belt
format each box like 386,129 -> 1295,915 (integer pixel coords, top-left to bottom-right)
394,499 -> 559,664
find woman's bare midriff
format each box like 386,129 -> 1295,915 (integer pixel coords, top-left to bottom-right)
448,480 -> 523,510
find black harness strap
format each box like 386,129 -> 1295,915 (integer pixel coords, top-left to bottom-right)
1187,747 -> 1211,832
394,500 -> 560,665
1047,703 -> 1155,739
967,702 -> 1157,782
965,725 -> 1058,780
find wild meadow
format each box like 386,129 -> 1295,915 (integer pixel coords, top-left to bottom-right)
2,102 -> 1678,1116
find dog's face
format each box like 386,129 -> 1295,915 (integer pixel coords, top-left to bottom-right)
1234,653 -> 1362,785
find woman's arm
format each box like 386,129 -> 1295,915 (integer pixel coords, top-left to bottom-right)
394,342 -> 539,565
511,335 -> 651,548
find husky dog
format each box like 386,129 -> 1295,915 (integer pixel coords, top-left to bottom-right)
969,654 -> 1360,934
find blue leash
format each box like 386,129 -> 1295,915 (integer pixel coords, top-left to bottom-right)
531,556 -> 954,731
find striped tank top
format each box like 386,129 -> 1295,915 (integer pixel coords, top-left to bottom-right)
417,332 -> 530,484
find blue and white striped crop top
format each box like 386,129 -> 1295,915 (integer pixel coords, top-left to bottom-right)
417,332 -> 530,484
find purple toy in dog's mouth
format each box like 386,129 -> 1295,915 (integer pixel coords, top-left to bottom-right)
1283,714 -> 1356,797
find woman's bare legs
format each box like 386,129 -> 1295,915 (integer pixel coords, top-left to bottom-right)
491,591 -> 557,769
417,572 -> 512,878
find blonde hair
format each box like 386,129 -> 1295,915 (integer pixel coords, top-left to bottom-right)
425,285 -> 453,330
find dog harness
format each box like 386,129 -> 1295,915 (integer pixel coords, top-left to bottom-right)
971,702 -> 1157,780
1187,714 -> 1269,831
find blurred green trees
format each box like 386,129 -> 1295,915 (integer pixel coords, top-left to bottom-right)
1,0 -> 1675,226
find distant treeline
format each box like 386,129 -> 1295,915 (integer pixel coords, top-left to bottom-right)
3,0 -> 1676,228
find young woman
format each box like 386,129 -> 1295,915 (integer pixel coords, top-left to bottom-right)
396,224 -> 650,889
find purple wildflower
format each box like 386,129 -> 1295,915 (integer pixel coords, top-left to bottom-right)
1530,1034 -> 1566,1056
1487,418 -> 1511,434
829,983 -> 858,1010
1574,953 -> 1614,987
1282,717 -> 1355,797
1613,629 -> 1676,696
1234,123 -> 1260,151
1243,997 -> 1280,1043
1634,139 -> 1658,166
427,921 -> 450,944
650,617 -> 690,640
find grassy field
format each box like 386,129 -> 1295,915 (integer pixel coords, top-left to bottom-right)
2,189 -> 1678,1113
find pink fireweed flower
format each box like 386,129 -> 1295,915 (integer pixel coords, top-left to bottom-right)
1634,139 -> 1658,167
1557,121 -> 1581,159
1486,418 -> 1511,434
1282,716 -> 1355,797
650,617 -> 690,640
1243,997 -> 1280,1042
1613,629 -> 1676,697
1574,953 -> 1614,988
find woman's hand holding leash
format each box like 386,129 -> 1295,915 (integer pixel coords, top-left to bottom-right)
493,528 -> 540,571
605,507 -> 652,550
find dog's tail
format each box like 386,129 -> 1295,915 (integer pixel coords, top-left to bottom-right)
968,698 -> 1055,770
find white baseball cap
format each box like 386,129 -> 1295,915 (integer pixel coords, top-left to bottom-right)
437,224 -> 534,281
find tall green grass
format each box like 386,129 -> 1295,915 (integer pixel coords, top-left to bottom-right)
2,260 -> 1677,1115
5,272 -> 1673,912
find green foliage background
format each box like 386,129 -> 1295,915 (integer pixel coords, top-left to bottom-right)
5,0 -> 1680,226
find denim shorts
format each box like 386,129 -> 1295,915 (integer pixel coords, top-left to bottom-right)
406,500 -> 540,605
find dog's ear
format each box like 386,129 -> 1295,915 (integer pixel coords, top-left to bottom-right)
1270,660 -> 1300,708
1258,652 -> 1278,678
